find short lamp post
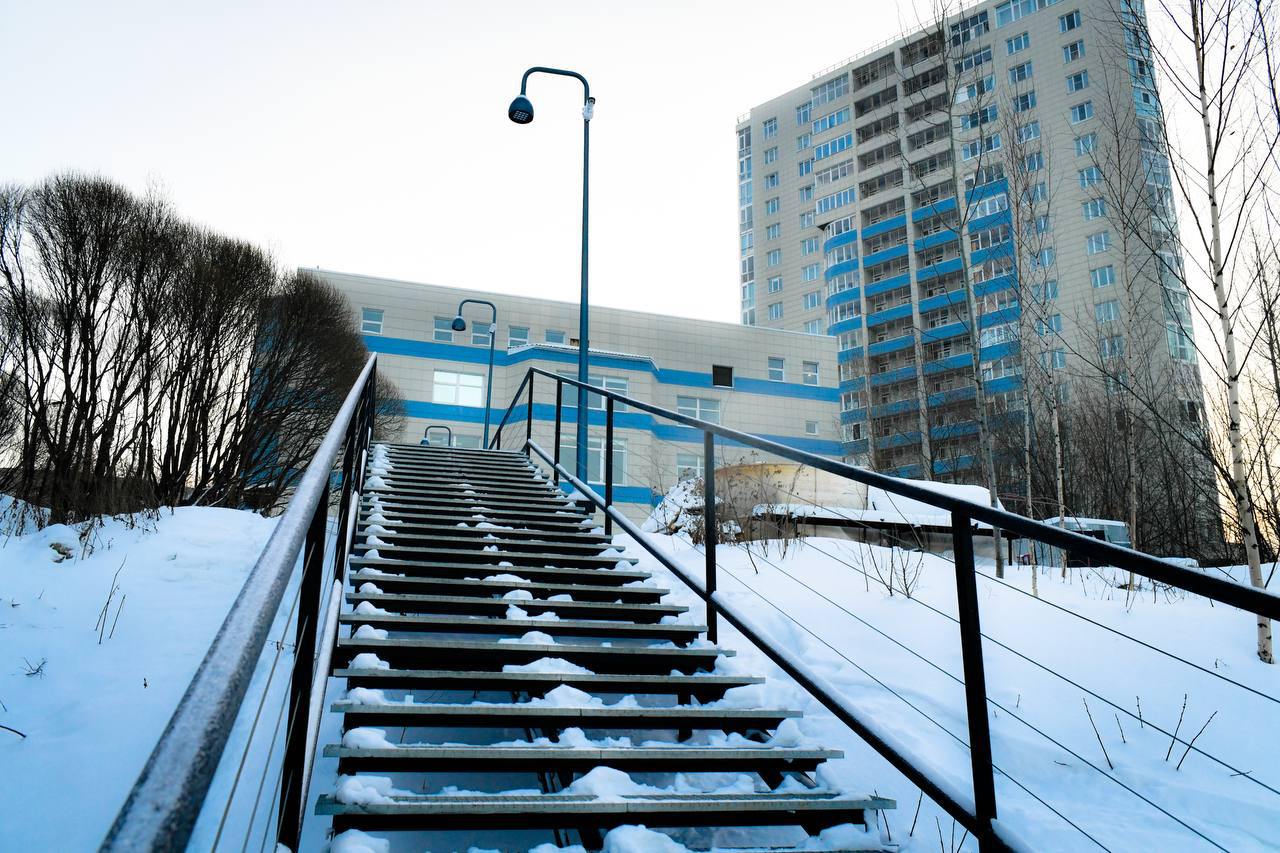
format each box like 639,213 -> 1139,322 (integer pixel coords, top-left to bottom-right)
451,299 -> 498,447
509,66 -> 594,484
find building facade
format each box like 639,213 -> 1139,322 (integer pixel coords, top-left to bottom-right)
316,269 -> 842,520
735,0 -> 1206,485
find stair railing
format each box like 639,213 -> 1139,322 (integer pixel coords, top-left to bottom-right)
101,354 -> 378,853
492,365 -> 1280,853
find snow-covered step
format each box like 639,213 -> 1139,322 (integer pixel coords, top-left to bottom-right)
323,744 -> 843,774
383,442 -> 526,458
351,544 -> 638,569
362,470 -> 563,494
339,612 -> 705,643
345,591 -> 685,623
358,501 -> 589,525
336,636 -> 729,674
358,509 -> 599,535
354,521 -> 611,545
357,531 -> 617,553
333,668 -> 763,699
348,556 -> 648,587
375,456 -> 541,474
346,572 -> 669,603
362,489 -> 575,512
317,790 -> 891,833
332,700 -> 801,732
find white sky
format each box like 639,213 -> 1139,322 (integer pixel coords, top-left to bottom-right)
1,0 -> 929,324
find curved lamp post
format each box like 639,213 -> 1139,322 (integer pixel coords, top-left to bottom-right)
509,66 -> 595,484
451,299 -> 498,447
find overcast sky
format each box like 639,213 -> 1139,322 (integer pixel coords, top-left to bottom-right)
1,0 -> 933,323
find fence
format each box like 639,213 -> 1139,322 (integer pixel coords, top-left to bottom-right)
491,365 -> 1280,851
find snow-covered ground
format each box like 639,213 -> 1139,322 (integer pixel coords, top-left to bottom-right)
0,503 -> 277,851
628,529 -> 1280,852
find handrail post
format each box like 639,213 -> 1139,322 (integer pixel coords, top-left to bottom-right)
553,380 -> 563,486
278,496 -> 328,848
951,511 -> 998,845
331,420 -> 357,582
703,430 -> 718,644
526,372 -> 535,447
604,396 -> 615,536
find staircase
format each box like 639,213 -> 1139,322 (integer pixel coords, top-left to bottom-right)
315,442 -> 894,850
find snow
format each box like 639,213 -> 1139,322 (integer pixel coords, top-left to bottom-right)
502,657 -> 594,675
353,601 -> 389,615
342,727 -> 397,749
0,503 -> 278,851
352,624 -> 389,640
331,828 -> 391,853
498,630 -> 558,646
349,653 -> 390,670
334,774 -> 412,805
486,572 -> 529,583
502,588 -> 533,601
624,524 -> 1280,852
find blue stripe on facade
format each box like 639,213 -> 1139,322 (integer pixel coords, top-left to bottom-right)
822,229 -> 859,252
828,316 -> 864,337
861,244 -> 909,269
915,257 -> 964,281
914,230 -> 960,252
824,259 -> 860,281
866,302 -> 913,328
864,273 -> 911,297
911,196 -> 957,222
867,334 -> 914,357
966,178 -> 1008,203
825,287 -> 861,309
861,214 -> 907,239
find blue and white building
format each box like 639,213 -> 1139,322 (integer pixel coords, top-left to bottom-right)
316,269 -> 842,520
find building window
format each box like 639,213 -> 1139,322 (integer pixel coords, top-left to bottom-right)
1075,132 -> 1096,155
1086,230 -> 1111,254
1036,313 -> 1064,336
508,325 -> 530,347
803,290 -> 821,310
796,102 -> 812,125
433,370 -> 484,406
1017,120 -> 1041,142
472,324 -> 492,346
764,146 -> 778,164
768,302 -> 783,320
675,451 -> 704,482
1059,9 -> 1082,31
767,249 -> 782,267
1032,247 -> 1056,269
762,117 -> 778,139
361,308 -> 384,335
712,365 -> 734,387
798,159 -> 813,177
1023,151 -> 1044,172
805,420 -> 819,435
1063,40 -> 1085,62
1009,61 -> 1033,83
768,356 -> 786,381
559,436 -> 628,485
1013,91 -> 1037,112
433,316 -> 454,342
802,264 -> 821,282
766,198 -> 781,215
802,361 -> 820,385
558,371 -> 628,410
796,133 -> 811,151
1007,31 -> 1030,54
1070,100 -> 1094,123
799,211 -> 815,229
766,223 -> 781,240
1101,334 -> 1125,359
1082,198 -> 1107,220
1067,70 -> 1089,92
764,172 -> 780,189
452,434 -> 482,449
768,276 -> 783,293
802,237 -> 820,255
545,329 -> 567,344
1167,322 -> 1197,362
1078,166 -> 1102,188
1041,349 -> 1067,370
798,185 -> 814,202
804,319 -> 822,334
677,396 -> 721,424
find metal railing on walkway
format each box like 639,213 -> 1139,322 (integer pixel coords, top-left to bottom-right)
101,355 -> 379,853
491,365 -> 1280,852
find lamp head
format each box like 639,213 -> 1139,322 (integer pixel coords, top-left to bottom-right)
508,95 -> 534,124
450,315 -> 467,332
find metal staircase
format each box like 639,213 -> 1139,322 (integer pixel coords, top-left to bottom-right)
315,442 -> 894,850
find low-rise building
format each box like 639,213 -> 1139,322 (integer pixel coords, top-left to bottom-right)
316,269 -> 842,520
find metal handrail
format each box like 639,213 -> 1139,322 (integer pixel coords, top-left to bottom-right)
101,354 -> 378,852
508,367 -> 1280,619
496,365 -> 1280,850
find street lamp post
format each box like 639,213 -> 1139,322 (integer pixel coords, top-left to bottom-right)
451,299 -> 498,448
509,66 -> 594,485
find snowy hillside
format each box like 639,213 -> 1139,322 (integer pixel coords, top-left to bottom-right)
0,504 -> 277,851
629,530 -> 1280,851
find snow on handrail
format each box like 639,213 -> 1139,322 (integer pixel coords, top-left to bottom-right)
100,354 -> 378,853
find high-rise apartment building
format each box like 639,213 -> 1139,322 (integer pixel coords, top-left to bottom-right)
736,0 -> 1205,487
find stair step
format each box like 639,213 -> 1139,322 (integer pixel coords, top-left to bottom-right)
348,558 -> 649,586
355,521 -> 609,543
317,791 -> 891,832
360,503 -> 589,525
346,592 -> 685,623
351,544 -> 637,568
335,636 -> 728,674
375,457 -> 540,475
383,443 -> 526,458
356,531 -> 616,553
333,668 -> 761,698
332,701 -> 799,731
364,471 -> 560,493
324,744 -> 843,773
365,490 -> 575,511
339,612 -> 704,642
347,573 -> 667,603
360,507 -> 593,535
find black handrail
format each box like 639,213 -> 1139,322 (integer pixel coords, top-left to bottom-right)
101,355 -> 378,852
497,365 -> 1280,851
